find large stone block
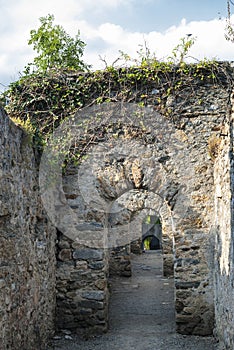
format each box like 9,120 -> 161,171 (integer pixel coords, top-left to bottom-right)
73,248 -> 104,261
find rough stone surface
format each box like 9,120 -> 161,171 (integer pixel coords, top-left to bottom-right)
56,237 -> 109,336
213,117 -> 234,350
0,107 -> 56,350
47,252 -> 216,350
55,80 -> 232,339
1,65 -> 234,349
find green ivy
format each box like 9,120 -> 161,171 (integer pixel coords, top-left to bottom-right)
1,60 -> 231,156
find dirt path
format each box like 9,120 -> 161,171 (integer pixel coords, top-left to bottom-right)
47,251 -> 217,350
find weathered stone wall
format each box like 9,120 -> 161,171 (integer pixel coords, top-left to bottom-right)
0,107 -> 56,350
56,166 -> 109,335
109,245 -> 132,277
1,63 -> 234,347
213,115 -> 234,348
53,78 -> 231,337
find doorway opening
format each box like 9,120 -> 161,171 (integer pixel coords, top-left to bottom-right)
142,215 -> 162,252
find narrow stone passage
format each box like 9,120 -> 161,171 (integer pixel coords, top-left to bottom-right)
48,251 -> 216,350
108,251 -> 175,342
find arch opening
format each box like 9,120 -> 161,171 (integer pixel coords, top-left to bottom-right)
142,215 -> 162,251
52,102 -> 215,337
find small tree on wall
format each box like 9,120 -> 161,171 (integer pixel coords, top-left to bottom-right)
25,14 -> 90,74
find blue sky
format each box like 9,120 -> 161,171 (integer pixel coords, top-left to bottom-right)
0,0 -> 233,89
84,0 -> 226,32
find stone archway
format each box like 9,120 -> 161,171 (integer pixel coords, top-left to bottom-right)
107,190 -> 173,278
142,215 -> 162,251
40,102 -> 216,336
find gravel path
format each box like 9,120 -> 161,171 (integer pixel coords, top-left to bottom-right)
47,251 -> 217,350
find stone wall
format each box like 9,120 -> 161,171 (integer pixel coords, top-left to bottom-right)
0,107 -> 56,350
213,115 -> 234,348
1,63 -> 234,348
52,79 -> 230,336
109,245 -> 132,277
56,166 -> 109,336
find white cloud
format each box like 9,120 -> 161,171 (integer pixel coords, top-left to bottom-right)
7,0 -> 131,24
90,0 -> 131,8
98,23 -> 125,44
83,16 -> 234,69
0,0 -> 134,84
0,0 -> 234,88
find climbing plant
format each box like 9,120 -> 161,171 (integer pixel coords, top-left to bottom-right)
1,59 -> 229,155
0,29 -> 231,164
